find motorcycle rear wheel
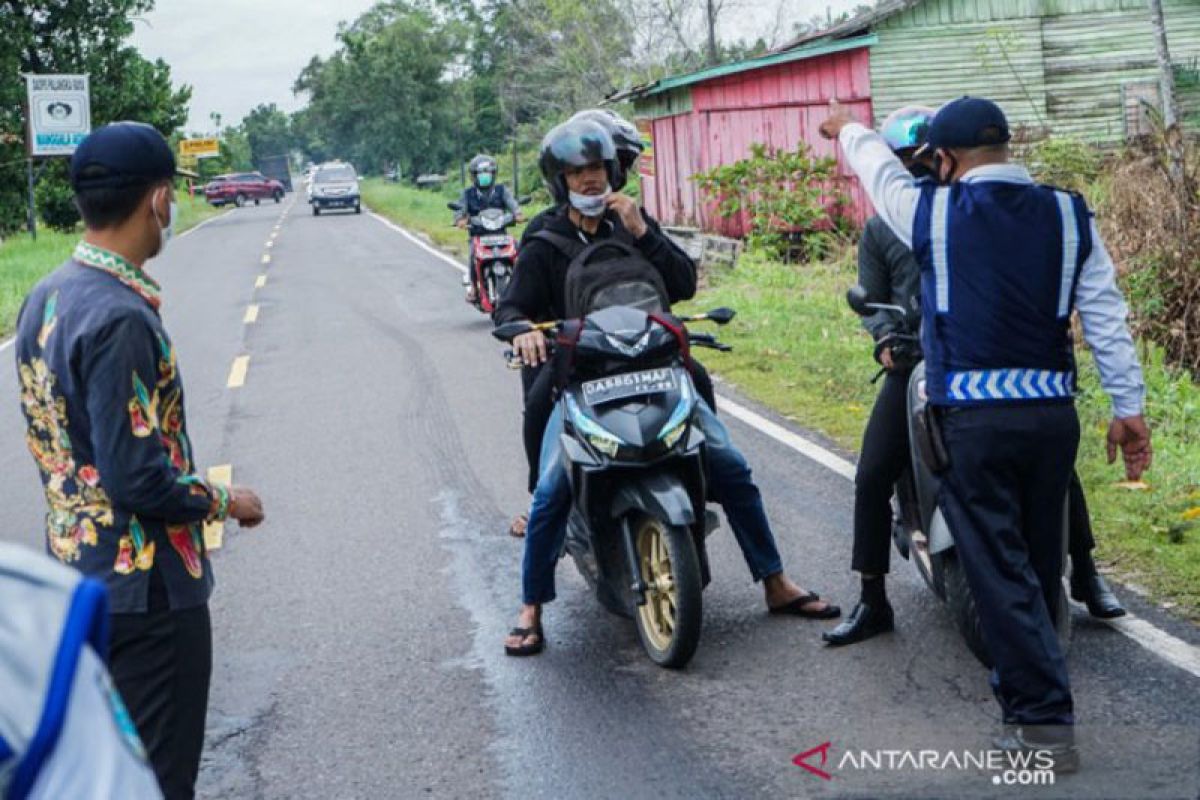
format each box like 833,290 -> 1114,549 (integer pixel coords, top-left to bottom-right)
942,550 -> 1072,669
633,516 -> 702,668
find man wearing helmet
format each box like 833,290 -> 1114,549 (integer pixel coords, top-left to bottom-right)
823,106 -> 1128,648
502,108 -> 718,538
455,154 -> 523,303
496,118 -> 840,657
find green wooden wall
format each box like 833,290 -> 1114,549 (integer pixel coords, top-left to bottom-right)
872,0 -> 1200,142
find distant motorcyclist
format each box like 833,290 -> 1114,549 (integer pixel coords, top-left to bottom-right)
456,154 -> 523,303
824,106 -> 1128,649
495,118 -> 840,657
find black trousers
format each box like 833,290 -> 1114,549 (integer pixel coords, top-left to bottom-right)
521,358 -> 718,494
852,371 -> 1098,577
938,403 -> 1079,726
109,586 -> 213,800
852,369 -> 912,575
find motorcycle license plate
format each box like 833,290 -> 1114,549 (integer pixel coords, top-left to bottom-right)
582,368 -> 677,406
479,235 -> 509,246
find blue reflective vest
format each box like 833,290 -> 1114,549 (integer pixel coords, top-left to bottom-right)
912,180 -> 1093,406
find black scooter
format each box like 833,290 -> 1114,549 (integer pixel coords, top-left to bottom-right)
494,303 -> 735,668
845,286 -> 1070,666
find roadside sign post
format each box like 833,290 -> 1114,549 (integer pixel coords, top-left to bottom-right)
23,73 -> 92,240
179,137 -> 220,159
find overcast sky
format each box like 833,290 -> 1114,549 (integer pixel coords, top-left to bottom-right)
131,0 -> 862,133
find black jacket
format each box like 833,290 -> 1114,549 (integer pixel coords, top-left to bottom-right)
858,215 -> 921,341
495,205 -> 696,324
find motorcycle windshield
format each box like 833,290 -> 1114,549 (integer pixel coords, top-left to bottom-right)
589,281 -> 664,315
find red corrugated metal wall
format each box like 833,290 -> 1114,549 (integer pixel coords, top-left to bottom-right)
643,46 -> 874,237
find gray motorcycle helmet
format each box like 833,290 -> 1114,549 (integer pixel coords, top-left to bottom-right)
569,109 -> 644,190
538,118 -> 618,205
468,154 -> 498,189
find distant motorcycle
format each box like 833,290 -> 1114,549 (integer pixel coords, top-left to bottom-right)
449,200 -> 529,314
494,302 -> 736,668
845,285 -> 1071,666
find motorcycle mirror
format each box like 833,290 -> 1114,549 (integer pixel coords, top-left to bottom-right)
517,196 -> 533,205
447,201 -> 463,211
846,285 -> 872,316
492,321 -> 534,342
706,307 -> 736,325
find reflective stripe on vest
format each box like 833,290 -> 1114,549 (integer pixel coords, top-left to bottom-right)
946,368 -> 1074,402
1055,190 -> 1081,319
930,186 -> 951,313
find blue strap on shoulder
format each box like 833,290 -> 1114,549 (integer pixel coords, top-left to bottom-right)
8,578 -> 109,800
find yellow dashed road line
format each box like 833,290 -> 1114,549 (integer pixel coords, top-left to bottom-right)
227,355 -> 251,388
244,304 -> 260,324
203,464 -> 233,550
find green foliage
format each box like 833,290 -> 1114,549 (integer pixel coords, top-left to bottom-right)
692,142 -> 850,262
241,103 -> 295,165
34,162 -> 79,232
0,0 -> 191,234
1027,137 -> 1101,192
292,0 -> 468,177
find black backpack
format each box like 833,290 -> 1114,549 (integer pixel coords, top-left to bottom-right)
532,229 -> 670,318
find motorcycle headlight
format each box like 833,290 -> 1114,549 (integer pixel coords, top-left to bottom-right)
657,377 -> 695,448
566,394 -> 624,458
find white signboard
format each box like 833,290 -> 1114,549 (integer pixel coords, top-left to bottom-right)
25,74 -> 91,156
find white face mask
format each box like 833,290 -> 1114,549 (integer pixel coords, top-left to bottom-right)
153,187 -> 178,253
568,185 -> 611,218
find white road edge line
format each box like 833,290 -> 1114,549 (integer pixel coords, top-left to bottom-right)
368,210 -> 1200,680
178,207 -> 235,239
0,336 -> 12,354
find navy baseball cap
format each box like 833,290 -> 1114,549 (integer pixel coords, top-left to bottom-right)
69,122 -> 186,191
918,97 -> 1011,153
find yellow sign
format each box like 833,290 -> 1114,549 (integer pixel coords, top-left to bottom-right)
180,137 -> 220,158
178,153 -> 198,169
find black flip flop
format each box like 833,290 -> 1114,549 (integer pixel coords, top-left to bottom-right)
504,625 -> 545,657
769,591 -> 841,620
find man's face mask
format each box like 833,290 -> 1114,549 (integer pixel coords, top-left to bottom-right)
153,186 -> 178,254
478,171 -> 494,188
569,184 -> 611,218
933,150 -> 959,185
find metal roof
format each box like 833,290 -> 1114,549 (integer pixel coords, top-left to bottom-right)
775,0 -> 921,52
606,34 -> 877,104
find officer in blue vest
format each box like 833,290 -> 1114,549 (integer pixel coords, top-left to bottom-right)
821,97 -> 1152,768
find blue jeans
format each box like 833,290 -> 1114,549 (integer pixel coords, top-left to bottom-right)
521,400 -> 785,605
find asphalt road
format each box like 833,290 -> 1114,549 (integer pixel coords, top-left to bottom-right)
1,196 -> 1198,800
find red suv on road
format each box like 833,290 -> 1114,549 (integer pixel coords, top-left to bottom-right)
205,172 -> 286,207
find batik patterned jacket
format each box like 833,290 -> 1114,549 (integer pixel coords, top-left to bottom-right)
14,242 -> 229,613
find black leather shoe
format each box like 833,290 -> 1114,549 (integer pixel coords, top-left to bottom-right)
992,726 -> 1080,774
1071,574 -> 1126,619
822,601 -> 894,646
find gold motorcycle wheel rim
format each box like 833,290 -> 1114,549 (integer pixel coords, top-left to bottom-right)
636,519 -> 676,653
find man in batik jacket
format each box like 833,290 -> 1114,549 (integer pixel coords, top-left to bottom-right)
14,122 -> 265,800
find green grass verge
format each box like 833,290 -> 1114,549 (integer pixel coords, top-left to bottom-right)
1,193 -> 224,337
360,178 -> 531,260
685,252 -> 1199,619
360,179 -> 1200,619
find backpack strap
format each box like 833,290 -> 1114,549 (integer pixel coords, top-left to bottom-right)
531,230 -> 588,262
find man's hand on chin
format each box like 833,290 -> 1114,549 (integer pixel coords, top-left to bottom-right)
605,193 -> 647,238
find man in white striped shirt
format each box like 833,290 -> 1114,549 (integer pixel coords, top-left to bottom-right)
821,96 -> 1151,771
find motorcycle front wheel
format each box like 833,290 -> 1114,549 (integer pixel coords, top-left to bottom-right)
633,515 -> 702,668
